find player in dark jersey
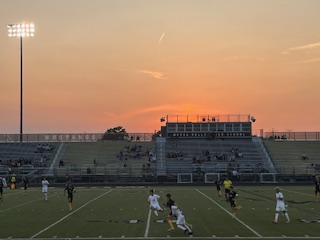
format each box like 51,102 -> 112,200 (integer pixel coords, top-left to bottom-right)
23,176 -> 29,193
0,178 -> 4,201
164,193 -> 175,231
64,182 -> 75,210
315,175 -> 320,202
228,186 -> 241,217
215,178 -> 223,197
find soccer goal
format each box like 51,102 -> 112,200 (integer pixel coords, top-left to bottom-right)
177,174 -> 193,183
204,173 -> 220,183
260,173 -> 277,183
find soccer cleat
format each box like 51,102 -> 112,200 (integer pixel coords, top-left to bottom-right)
286,220 -> 290,224
184,229 -> 188,235
272,220 -> 277,224
168,227 -> 174,231
189,232 -> 193,235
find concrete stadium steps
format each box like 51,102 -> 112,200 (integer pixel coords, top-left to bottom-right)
263,140 -> 320,174
164,139 -> 265,174
59,141 -> 155,173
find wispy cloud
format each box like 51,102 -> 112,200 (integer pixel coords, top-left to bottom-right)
289,42 -> 320,51
224,56 -> 265,62
158,32 -> 165,45
296,57 -> 320,63
137,70 -> 166,80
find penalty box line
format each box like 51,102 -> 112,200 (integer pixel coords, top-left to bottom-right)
30,189 -> 113,238
195,189 -> 262,238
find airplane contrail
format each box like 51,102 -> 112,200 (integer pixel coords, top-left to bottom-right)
158,32 -> 165,44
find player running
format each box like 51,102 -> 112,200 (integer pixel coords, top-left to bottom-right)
64,181 -> 75,210
171,204 -> 193,235
148,189 -> 163,216
164,193 -> 176,231
228,186 -> 242,217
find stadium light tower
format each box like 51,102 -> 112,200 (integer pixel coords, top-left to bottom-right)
7,23 -> 35,142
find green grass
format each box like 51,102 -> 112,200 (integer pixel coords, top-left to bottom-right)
1,185 -> 320,239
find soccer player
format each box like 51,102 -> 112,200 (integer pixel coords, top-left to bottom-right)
223,177 -> 233,202
314,175 -> 320,202
148,189 -> 163,216
0,178 -> 4,201
164,193 -> 176,231
273,187 -> 290,224
214,178 -> 223,197
23,176 -> 29,193
228,186 -> 241,217
64,182 -> 75,210
42,177 -> 49,201
171,204 -> 193,235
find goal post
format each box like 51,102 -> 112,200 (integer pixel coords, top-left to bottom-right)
177,174 -> 193,183
204,173 -> 220,183
260,173 -> 277,183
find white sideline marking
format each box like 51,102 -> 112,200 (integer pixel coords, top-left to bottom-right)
196,189 -> 262,237
144,208 -> 152,237
283,189 -> 314,197
0,192 -> 61,213
30,189 -> 113,238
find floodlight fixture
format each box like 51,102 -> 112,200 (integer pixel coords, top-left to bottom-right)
7,22 -> 35,142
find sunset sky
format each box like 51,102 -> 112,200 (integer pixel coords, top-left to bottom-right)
1,0 -> 320,135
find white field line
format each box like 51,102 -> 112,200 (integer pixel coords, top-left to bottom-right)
196,189 -> 262,238
283,189 -> 314,197
0,192 -> 61,213
144,208 -> 152,237
30,189 -> 113,238
7,236 -> 320,240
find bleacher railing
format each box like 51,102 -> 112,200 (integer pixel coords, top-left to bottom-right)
264,132 -> 320,141
0,133 -> 153,142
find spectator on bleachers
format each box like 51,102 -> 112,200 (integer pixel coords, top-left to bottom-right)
59,160 -> 64,167
301,152 -> 308,160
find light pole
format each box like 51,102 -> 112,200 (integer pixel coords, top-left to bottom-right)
7,23 -> 35,142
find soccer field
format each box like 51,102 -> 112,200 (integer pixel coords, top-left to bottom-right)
1,185 -> 320,239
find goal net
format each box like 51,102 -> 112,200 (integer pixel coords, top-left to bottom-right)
177,174 -> 193,183
260,173 -> 277,183
204,173 -> 220,183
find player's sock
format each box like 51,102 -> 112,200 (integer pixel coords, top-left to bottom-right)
168,219 -> 174,228
154,210 -> 158,216
285,213 -> 290,222
185,225 -> 192,233
275,213 -> 279,221
177,225 -> 186,231
44,193 -> 48,200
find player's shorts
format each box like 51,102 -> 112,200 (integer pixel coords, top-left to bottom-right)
230,200 -> 236,208
315,186 -> 320,193
176,214 -> 185,225
276,201 -> 286,212
150,202 -> 162,210
216,186 -> 221,191
225,189 -> 230,194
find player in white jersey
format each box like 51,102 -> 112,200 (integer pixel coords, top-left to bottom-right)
42,178 -> 49,201
148,189 -> 163,216
273,187 -> 290,224
171,205 -> 193,235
